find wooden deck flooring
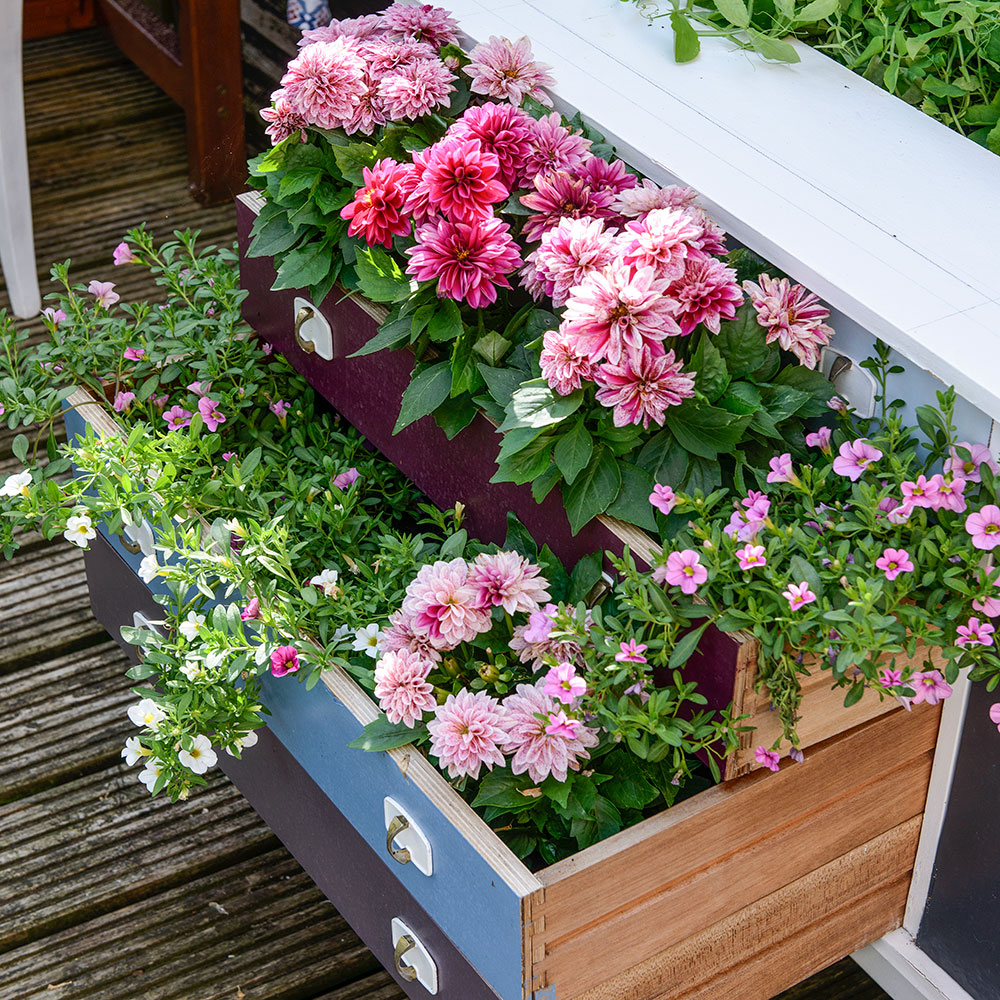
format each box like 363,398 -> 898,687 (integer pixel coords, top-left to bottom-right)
0,26 -> 889,1000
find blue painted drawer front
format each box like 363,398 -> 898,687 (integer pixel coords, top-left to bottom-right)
84,525 -> 529,1000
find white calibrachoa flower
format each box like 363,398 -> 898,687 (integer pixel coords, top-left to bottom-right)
310,567 -> 340,597
178,611 -> 206,641
127,698 -> 166,729
138,553 -> 159,583
353,623 -> 383,659
179,659 -> 202,681
178,734 -> 217,775
121,736 -> 145,766
225,729 -> 260,757
138,758 -> 165,792
0,470 -> 32,498
204,650 -> 226,672
332,624 -> 352,645
63,513 -> 97,548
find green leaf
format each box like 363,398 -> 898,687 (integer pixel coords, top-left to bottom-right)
563,446 -> 621,535
332,142 -> 378,186
348,314 -> 411,358
690,331 -> 730,402
504,512 -> 540,560
789,554 -> 824,598
747,29 -> 801,62
712,0 -> 749,28
669,622 -> 710,669
922,75 -> 968,99
636,429 -> 689,486
720,381 -> 762,415
605,462 -> 657,532
602,753 -> 660,810
347,716 -> 424,752
499,381 -> 583,432
472,330 -> 512,367
669,10 -> 701,62
394,362 -> 453,433
843,682 -> 865,708
354,247 -> 411,303
714,306 -> 771,378
279,166 -> 321,198
531,464 -> 562,504
12,434 -> 28,463
553,419 -> 594,486
794,0 -> 838,22
668,399 -> 753,460
478,364 -> 527,407
471,771 -> 538,812
427,300 -> 464,343
568,551 -> 604,604
271,243 -> 332,291
433,395 -> 478,439
247,212 -> 299,258
313,181 -> 352,215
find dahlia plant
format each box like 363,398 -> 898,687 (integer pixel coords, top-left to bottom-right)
248,2 -> 835,537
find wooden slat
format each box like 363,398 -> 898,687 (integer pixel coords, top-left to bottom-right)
23,0 -> 99,40
96,0 -> 184,103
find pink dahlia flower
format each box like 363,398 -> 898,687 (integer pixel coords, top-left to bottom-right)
946,442 -> 999,483
280,39 -> 367,130
654,549 -> 708,595
562,261 -> 680,365
520,172 -> 614,243
467,551 -> 551,614
377,59 -> 454,120
578,157 -> 637,199
401,558 -> 493,650
876,547 -> 914,581
463,35 -> 555,108
342,77 -> 389,136
380,3 -> 459,48
832,438 -> 882,481
298,16 -> 383,45
428,689 -> 508,780
525,216 -> 619,307
406,215 -> 521,309
341,158 -> 416,248
374,649 -> 437,727
523,113 -> 592,182
966,505 -> 1000,550
668,256 -> 743,335
361,39 -> 437,75
595,349 -> 695,428
685,207 -> 729,256
448,102 -> 535,191
612,179 -> 698,217
539,329 -> 596,396
260,92 -> 309,144
381,609 -> 443,663
618,207 -> 703,282
743,274 -> 833,369
501,682 -> 598,783
411,137 -> 507,223
911,670 -> 952,705
270,645 -> 301,677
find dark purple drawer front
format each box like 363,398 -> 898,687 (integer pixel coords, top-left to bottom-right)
237,200 -> 623,569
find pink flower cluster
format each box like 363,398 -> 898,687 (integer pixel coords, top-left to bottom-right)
743,274 -> 833,370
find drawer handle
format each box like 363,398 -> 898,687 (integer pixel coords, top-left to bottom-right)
118,534 -> 143,555
294,305 -> 316,354
393,934 -> 418,981
386,814 -> 412,865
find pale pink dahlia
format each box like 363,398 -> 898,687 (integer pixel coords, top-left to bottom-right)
525,216 -> 619,307
428,689 -> 508,780
618,207 -> 704,282
260,94 -> 308,145
448,103 -> 535,191
464,35 -> 555,108
374,649 -> 437,728
467,551 -> 551,614
523,113 -> 592,183
539,328 -> 596,396
342,79 -> 388,136
411,137 -> 507,223
668,256 -> 743,335
298,16 -> 383,46
685,207 -> 729,256
406,215 -> 521,309
381,609 -> 443,663
743,274 -> 834,369
561,261 -> 680,365
578,157 -> 637,199
510,618 -> 582,673
612,179 -> 698,218
380,3 -> 459,48
280,38 -> 367,130
341,158 -> 416,248
377,59 -> 455,120
520,172 -> 614,243
360,39 -> 437,76
595,349 -> 695,428
501,682 -> 598,783
401,558 -> 493,650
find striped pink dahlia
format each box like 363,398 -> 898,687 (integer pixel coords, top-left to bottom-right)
377,59 -> 455,120
410,137 -> 507,223
612,179 -> 698,218
668,256 -> 743,335
595,349 -> 696,428
428,689 -> 508,780
467,551 -> 551,615
401,558 -> 493,650
743,274 -> 834,369
523,113 -> 592,182
540,328 -> 597,396
298,16 -> 384,46
381,609 -> 443,663
380,3 -> 459,48
280,38 -> 367,130
259,92 -> 309,145
618,207 -> 704,282
448,103 -> 535,191
524,216 -> 619,307
463,35 -> 554,108
374,649 -> 437,728
520,172 -> 614,243
341,158 -> 416,248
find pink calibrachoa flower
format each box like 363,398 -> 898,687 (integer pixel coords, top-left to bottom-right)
341,158 -> 416,249
428,689 -> 508,780
187,380 -> 212,396
782,581 -> 817,611
198,397 -> 226,433
612,179 -> 698,217
595,349 -> 695,429
927,474 -> 967,513
112,391 -> 135,413
524,216 -> 619,308
260,92 -> 309,145
901,474 -> 938,508
381,609 -> 443,663
42,307 -> 67,326
113,241 -> 138,266
162,405 -> 192,431
805,426 -> 832,452
279,39 -> 367,130
510,615 -> 582,673
522,113 -> 592,182
667,256 -> 743,336
501,682 -> 599,783
545,711 -> 581,739
240,597 -> 260,621
755,747 -> 780,772
270,645 -> 301,677
463,34 -> 555,108
402,558 -> 493,649
467,551 -> 550,615
562,261 -> 680,365
827,395 -> 847,412
578,157 -> 637,199
270,399 -> 290,419
946,442 -> 999,483
123,347 -> 146,361
374,649 -> 438,727
618,207 -> 702,282
990,703 -> 1000,732
832,438 -> 883,481
88,280 -> 120,308
655,549 -> 708,595
448,102 -> 535,191
743,273 -> 833,369
522,604 -> 557,645
538,328 -> 595,396
736,544 -> 767,570
911,670 -> 952,705
876,548 -> 914,581
649,483 -> 676,515
222,451 -> 236,461
381,3 -> 459,47
333,467 -> 360,490
520,172 -> 613,243
377,58 -> 454,120
615,639 -> 648,664
766,453 -> 795,484
406,215 -> 521,309
965,505 -> 1000,550
879,668 -> 903,688
542,662 -> 587,704
973,579 -> 1000,618
413,138 -> 507,223
956,617 -> 995,647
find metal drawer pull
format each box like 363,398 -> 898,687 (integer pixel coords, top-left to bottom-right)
393,934 -> 418,981
294,305 -> 316,354
386,814 -> 411,865
118,534 -> 142,554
